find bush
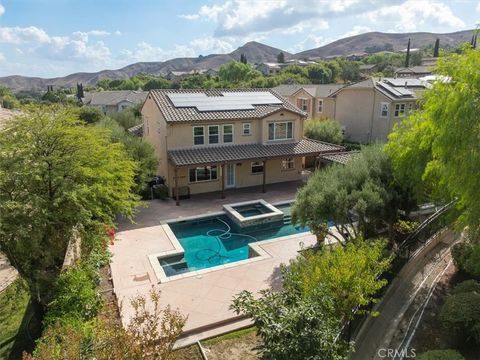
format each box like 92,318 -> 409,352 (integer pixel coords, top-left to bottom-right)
79,107 -> 104,124
304,118 -> 343,144
109,110 -> 141,130
416,349 -> 465,360
451,242 -> 480,277
440,291 -> 480,343
454,280 -> 480,295
153,184 -> 168,200
44,265 -> 102,325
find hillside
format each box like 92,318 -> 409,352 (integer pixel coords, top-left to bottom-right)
296,29 -> 472,58
0,30 -> 473,91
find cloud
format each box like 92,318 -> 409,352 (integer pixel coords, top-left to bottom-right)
290,34 -> 332,53
189,36 -> 234,54
366,0 -> 465,32
0,52 -> 5,63
181,0 -> 395,37
120,41 -> 196,62
342,25 -> 372,38
0,26 -> 51,44
477,1 -> 480,12
0,4 -> 4,16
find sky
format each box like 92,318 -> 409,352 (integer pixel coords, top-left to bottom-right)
0,0 -> 478,78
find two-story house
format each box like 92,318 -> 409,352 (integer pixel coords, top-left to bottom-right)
331,77 -> 426,142
142,89 -> 344,204
273,84 -> 345,119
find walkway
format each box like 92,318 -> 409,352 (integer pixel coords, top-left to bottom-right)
350,229 -> 460,360
0,253 -> 18,293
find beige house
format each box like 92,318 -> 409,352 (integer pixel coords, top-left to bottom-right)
82,90 -> 148,114
142,89 -> 343,203
273,84 -> 345,119
331,78 -> 426,143
394,66 -> 433,78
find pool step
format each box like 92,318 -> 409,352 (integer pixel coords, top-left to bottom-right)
283,215 -> 292,225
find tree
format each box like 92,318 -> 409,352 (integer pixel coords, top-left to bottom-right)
386,48 -> 480,233
277,52 -> 285,63
231,270 -> 350,360
218,61 -> 260,84
27,289 -> 186,360
337,60 -> 360,83
240,53 -> 247,64
440,291 -> 480,343
306,63 -> 332,84
78,106 -> 104,124
108,109 -> 141,130
0,85 -> 20,109
292,145 -> 403,244
97,118 -> 157,195
304,118 -> 343,144
143,77 -> 171,90
0,106 -> 138,317
405,38 -> 411,67
416,350 -> 465,360
433,38 -> 440,57
285,238 -> 391,320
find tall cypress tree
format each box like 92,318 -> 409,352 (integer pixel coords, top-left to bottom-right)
433,38 -> 440,57
474,34 -> 478,50
405,38 -> 411,67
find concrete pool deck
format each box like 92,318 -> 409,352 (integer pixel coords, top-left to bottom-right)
111,181 -> 318,344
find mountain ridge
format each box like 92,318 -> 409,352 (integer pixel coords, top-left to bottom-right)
0,29 -> 473,91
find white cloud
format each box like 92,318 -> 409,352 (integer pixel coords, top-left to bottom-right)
190,36 -> 234,54
181,0 -> 389,37
366,0 -> 465,32
0,26 -> 51,44
120,41 -> 196,62
342,25 -> 372,38
477,1 -> 480,12
0,4 -> 4,16
290,33 -> 332,53
0,52 -> 5,63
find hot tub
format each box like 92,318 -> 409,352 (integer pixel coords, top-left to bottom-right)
223,199 -> 284,228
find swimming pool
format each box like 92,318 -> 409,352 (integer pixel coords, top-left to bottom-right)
159,203 -> 310,277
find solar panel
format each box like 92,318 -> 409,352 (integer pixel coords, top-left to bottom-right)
166,91 -> 282,112
377,83 -> 414,98
383,78 -> 424,87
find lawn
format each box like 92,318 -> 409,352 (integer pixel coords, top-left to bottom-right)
0,280 -> 40,360
202,327 -> 260,360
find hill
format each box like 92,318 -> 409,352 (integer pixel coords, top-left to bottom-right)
0,30 -> 473,91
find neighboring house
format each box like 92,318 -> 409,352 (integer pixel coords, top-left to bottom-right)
127,123 -> 144,137
164,68 -> 217,81
273,84 -> 345,119
255,59 -> 317,76
359,64 -> 378,76
394,66 -> 433,78
141,88 -> 344,202
82,90 -> 148,113
331,77 -> 426,143
421,57 -> 438,66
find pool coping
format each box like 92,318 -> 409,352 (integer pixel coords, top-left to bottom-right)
148,199 -> 303,283
223,199 -> 284,228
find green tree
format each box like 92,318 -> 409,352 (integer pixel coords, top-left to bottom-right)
0,106 -> 138,317
440,291 -> 480,343
405,38 -> 411,67
240,53 -> 247,64
218,61 -> 260,84
292,145 -> 403,244
337,60 -> 360,83
108,109 -> 141,130
143,77 -> 171,90
306,63 -> 332,84
0,85 -> 20,109
277,52 -> 285,63
433,38 -> 440,57
416,350 -> 465,360
304,118 -> 343,144
78,106 -> 104,124
386,48 -> 480,232
97,118 -> 157,195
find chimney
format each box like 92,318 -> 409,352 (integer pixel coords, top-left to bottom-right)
404,81 -> 408,89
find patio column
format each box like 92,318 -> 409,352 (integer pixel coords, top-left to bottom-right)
262,159 -> 267,193
221,163 -> 226,199
174,166 -> 180,206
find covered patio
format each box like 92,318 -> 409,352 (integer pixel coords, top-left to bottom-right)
168,138 -> 344,205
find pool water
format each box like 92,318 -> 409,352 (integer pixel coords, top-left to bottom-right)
160,204 -> 310,276
233,203 -> 273,217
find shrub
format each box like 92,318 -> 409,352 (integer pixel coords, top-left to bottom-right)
304,118 -> 343,144
451,242 -> 480,277
44,265 -> 102,325
153,184 -> 169,200
416,349 -> 465,360
440,291 -> 480,343
109,110 -> 141,130
79,107 -> 104,124
454,280 -> 480,295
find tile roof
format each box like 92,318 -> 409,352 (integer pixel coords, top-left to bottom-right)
394,66 -> 433,74
148,88 -> 306,123
168,138 -> 344,167
127,123 -> 143,137
273,84 -> 345,98
320,151 -> 359,165
83,91 -> 148,106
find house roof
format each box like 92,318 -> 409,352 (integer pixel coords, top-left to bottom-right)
127,123 -> 143,137
394,66 -> 433,75
273,84 -> 345,98
320,151 -> 359,165
82,91 -> 148,107
168,138 -> 344,167
359,64 -> 377,71
148,88 -> 306,123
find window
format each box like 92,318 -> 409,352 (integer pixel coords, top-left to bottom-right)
193,126 -> 205,145
282,158 -> 295,170
223,124 -> 233,143
299,98 -> 308,111
380,102 -> 389,117
208,125 -> 219,144
407,103 -> 414,112
189,166 -> 218,182
243,123 -> 251,136
251,161 -> 264,174
318,99 -> 324,113
394,103 -> 406,117
268,122 -> 294,141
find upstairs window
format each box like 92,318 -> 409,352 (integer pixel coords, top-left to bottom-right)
208,125 -> 219,144
223,124 -> 233,143
299,98 -> 308,111
318,99 -> 324,113
394,103 -> 406,117
380,102 -> 389,117
268,122 -> 293,141
251,161 -> 264,174
243,123 -> 251,136
189,166 -> 218,182
193,126 -> 205,145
